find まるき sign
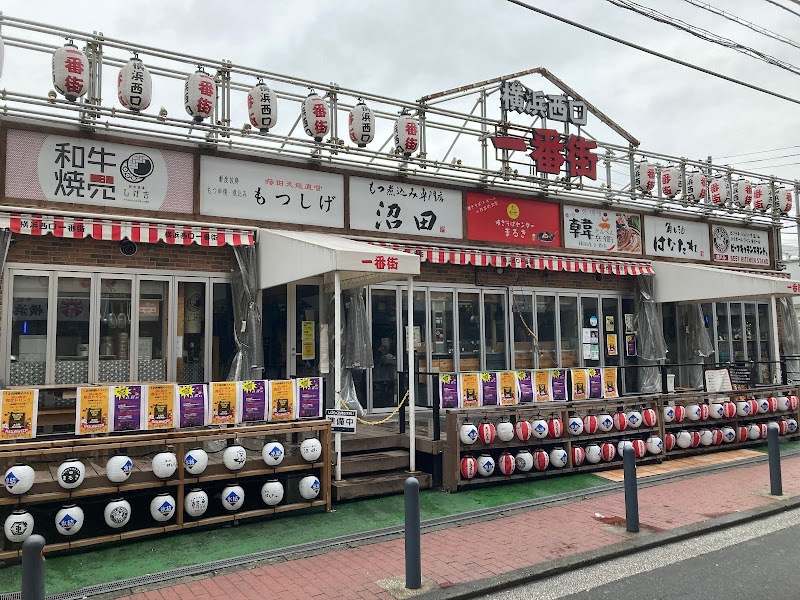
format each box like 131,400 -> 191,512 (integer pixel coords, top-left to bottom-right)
466,192 -> 560,247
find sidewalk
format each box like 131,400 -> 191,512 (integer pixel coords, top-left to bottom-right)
113,451 -> 800,600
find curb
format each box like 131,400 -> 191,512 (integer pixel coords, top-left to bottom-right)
415,494 -> 800,600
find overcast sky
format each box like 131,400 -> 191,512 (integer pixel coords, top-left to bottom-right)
3,0 -> 800,248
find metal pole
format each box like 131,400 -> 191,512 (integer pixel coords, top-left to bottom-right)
21,534 -> 45,600
622,442 -> 639,533
334,271 -> 342,482
768,422 -> 783,496
404,477 -> 421,590
770,295 -> 782,384
407,275 -> 416,472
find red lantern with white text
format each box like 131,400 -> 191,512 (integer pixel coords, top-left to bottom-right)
641,408 -> 657,427
532,449 -> 549,471
661,166 -> 681,198
302,92 -> 329,142
117,57 -> 152,112
664,433 -> 676,451
571,446 -> 586,467
709,177 -> 729,206
477,422 -> 496,445
547,417 -> 563,438
674,405 -> 686,423
515,420 -> 532,441
790,396 -> 799,411
53,43 -> 89,102
394,113 -> 419,157
600,442 -> 616,462
349,100 -> 375,147
613,412 -> 628,431
498,452 -> 516,476
582,415 -> 598,434
460,456 -> 477,479
248,81 -> 277,133
184,70 -> 215,122
722,401 -> 736,419
733,180 -> 752,208
711,429 -> 724,445
690,431 -> 701,448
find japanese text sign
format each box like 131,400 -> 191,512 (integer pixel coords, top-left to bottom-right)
349,177 -> 463,238
644,216 -> 710,260
466,192 -> 560,247
500,80 -> 588,125
200,156 -> 344,228
712,225 -> 770,266
562,205 -> 642,254
0,389 -> 38,441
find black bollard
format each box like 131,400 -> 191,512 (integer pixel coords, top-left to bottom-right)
404,476 -> 421,590
623,442 -> 639,533
21,534 -> 45,600
768,422 -> 783,496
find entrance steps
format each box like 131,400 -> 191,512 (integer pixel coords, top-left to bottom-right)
333,468 -> 432,501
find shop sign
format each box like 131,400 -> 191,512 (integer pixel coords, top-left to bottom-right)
200,156 -> 344,228
644,216 -> 709,260
711,225 -> 770,266
349,176 -> 462,238
466,192 -> 560,247
562,205 -> 643,254
5,130 -> 191,213
500,80 -> 588,125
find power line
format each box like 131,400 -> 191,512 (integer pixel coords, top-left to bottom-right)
729,152 -> 800,165
716,144 -> 800,160
504,0 -> 800,107
764,0 -> 800,19
742,161 -> 800,170
606,0 -> 800,79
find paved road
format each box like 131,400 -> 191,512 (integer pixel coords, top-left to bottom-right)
487,506 -> 800,600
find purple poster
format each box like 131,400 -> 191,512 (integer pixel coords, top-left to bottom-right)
112,385 -> 143,432
178,384 -> 207,428
551,370 -> 568,401
481,372 -> 498,406
626,334 -> 637,357
297,377 -> 323,418
588,369 -> 603,399
439,374 -> 459,409
241,380 -> 267,422
517,371 -> 534,403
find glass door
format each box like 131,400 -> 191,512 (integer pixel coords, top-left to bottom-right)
402,289 -> 429,407
290,282 -> 321,378
176,279 -> 207,384
559,296 -> 579,368
757,302 -> 773,383
137,278 -> 169,382
457,291 -> 480,372
370,288 -> 398,411
730,303 -> 745,362
97,277 -> 133,383
581,296 -> 601,368
7,272 -> 51,387
212,281 -> 235,381
512,293 -> 534,370
262,284 -> 288,380
54,274 -> 93,385
430,290 -> 455,376
602,297 -> 620,367
483,291 -> 508,371
716,303 -> 731,363
536,294 -> 557,369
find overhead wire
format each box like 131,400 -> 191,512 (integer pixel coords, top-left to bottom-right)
763,0 -> 800,19
716,144 -> 800,160
727,152 -> 800,165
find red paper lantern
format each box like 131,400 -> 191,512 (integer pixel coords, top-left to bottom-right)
690,431 -> 701,448
674,405 -> 686,423
664,433 -> 676,451
613,412 -> 628,431
460,456 -> 477,479
515,420 -> 532,441
582,415 -> 599,434
600,442 -> 616,462
722,401 -> 736,419
571,446 -> 586,466
477,422 -> 496,445
547,417 -> 563,438
53,43 -> 89,102
532,449 -> 549,471
641,408 -> 657,427
498,452 -> 515,476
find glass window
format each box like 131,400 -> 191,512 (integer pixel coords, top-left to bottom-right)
138,280 -> 168,382
179,281 -> 206,384
536,295 -> 557,368
662,302 -> 678,366
716,303 -> 731,363
701,303 -> 715,365
212,283 -> 235,381
622,298 -> 638,393
54,276 -> 91,385
295,284 -> 320,378
559,296 -> 579,368
402,290 -> 429,406
262,285 -> 287,380
98,278 -> 132,383
484,293 -> 508,371
581,296 -> 600,368
9,275 -> 49,387
730,303 -> 744,362
457,292 -> 480,372
757,303 -> 773,383
430,291 -> 454,376
512,294 -> 534,370
371,289 -> 398,410
602,297 -> 620,367
744,303 -> 757,364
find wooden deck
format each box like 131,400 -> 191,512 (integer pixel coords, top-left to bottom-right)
595,448 -> 764,482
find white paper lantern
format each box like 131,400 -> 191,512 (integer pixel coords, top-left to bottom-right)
4,464 -> 35,495
699,429 -> 713,446
117,57 -> 152,112
733,180 -> 753,209
709,177 -> 729,206
597,413 -> 614,433
496,420 -> 515,442
721,426 -> 736,443
661,166 -> 681,198
152,452 -> 178,479
709,403 -> 724,419
150,493 -> 176,522
646,436 -> 663,455
55,504 -> 84,536
476,453 -> 495,477
261,479 -> 285,506
747,423 -> 761,440
184,69 -> 215,123
777,396 -> 791,412
222,484 -> 245,511
753,183 -> 773,212
104,498 -> 131,529
549,447 -> 568,468
53,43 -> 89,102
684,171 -> 707,203
262,441 -> 285,466
585,444 -> 602,464
185,488 -> 208,517
106,455 -> 133,484
777,188 -> 793,215
302,93 -> 329,142
248,81 -> 277,132
567,416 -> 584,435
394,113 -> 419,157
222,445 -> 248,471
531,418 -> 548,439
57,459 -> 86,489
686,404 -> 702,421
459,422 -> 479,445
626,411 -> 642,429
184,448 -> 209,475
675,430 -> 692,449
4,509 -> 33,543
300,438 -> 322,463
349,100 -> 375,147
635,161 -> 656,193
299,475 -> 321,499
514,449 -> 534,472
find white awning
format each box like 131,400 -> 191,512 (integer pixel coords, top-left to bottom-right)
653,261 -> 800,303
257,229 -> 420,291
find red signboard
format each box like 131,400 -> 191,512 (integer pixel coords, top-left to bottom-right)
466,192 -> 561,247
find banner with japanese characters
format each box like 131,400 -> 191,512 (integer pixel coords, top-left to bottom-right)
711,225 -> 770,266
516,370 -> 534,403
200,156 -> 344,227
644,216 -> 710,260
588,369 -> 603,399
178,384 -> 208,428
145,384 -> 176,430
534,370 -> 552,402
296,377 -> 324,418
562,205 -> 643,254
550,370 -> 568,401
0,389 -> 39,441
439,373 -> 459,409
112,385 -> 144,432
466,192 -> 560,247
570,369 -> 589,401
5,130 -> 192,213
240,380 -> 268,422
498,371 -> 519,405
76,387 -> 112,435
602,368 -> 619,398
349,176 -> 463,239
480,372 -> 499,406
459,373 -> 481,408
269,379 -> 297,421
208,381 -> 239,425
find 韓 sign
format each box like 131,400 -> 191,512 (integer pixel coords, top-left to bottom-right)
466,192 -> 560,247
644,216 -> 710,260
712,225 -> 770,266
562,205 -> 642,254
326,409 -> 357,434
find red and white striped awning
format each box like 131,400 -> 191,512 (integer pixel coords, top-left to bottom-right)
370,242 -> 654,276
0,212 -> 255,246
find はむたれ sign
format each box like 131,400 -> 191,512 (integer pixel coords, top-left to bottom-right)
645,216 -> 710,260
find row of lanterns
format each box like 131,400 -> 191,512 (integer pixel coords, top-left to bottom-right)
636,162 -> 793,214
2,474 -> 321,543
663,395 -> 799,424
665,418 -> 797,451
51,42 -> 419,155
3,438 -> 323,495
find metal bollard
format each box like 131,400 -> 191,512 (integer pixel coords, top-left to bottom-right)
404,477 -> 421,590
768,422 -> 783,496
623,442 -> 639,533
21,534 -> 45,600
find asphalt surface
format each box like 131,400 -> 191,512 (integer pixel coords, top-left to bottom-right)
486,505 -> 800,600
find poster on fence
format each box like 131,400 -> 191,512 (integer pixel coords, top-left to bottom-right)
269,379 -> 297,421
499,371 -> 518,405
297,377 -> 323,418
112,385 -> 144,432
480,372 -> 498,406
534,370 -> 552,402
516,371 -> 534,403
588,369 -> 603,399
439,373 -> 459,409
459,372 -> 480,408
0,389 -> 38,441
240,380 -> 268,422
76,387 -> 112,435
570,369 -> 589,401
145,384 -> 176,430
178,384 -> 208,428
602,368 -> 620,398
550,370 -> 568,401
209,381 -> 239,425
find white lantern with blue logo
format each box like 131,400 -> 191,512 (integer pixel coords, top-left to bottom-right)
106,454 -> 133,484
222,484 -> 245,511
150,493 -> 176,522
117,56 -> 152,112
184,448 -> 209,475
349,100 -> 375,148
4,464 -> 35,495
247,80 -> 277,133
55,504 -> 84,536
262,441 -> 285,467
299,475 -> 321,500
